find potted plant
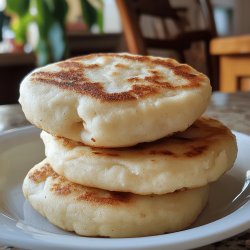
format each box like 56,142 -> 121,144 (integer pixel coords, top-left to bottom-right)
5,0 -> 103,66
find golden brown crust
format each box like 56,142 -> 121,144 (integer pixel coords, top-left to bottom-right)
29,163 -> 58,183
54,117 -> 231,159
30,53 -> 206,102
76,191 -> 131,205
29,163 -> 132,206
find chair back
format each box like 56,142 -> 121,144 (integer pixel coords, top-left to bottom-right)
116,0 -> 218,88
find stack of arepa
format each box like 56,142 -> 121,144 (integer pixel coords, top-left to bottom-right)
19,53 -> 237,238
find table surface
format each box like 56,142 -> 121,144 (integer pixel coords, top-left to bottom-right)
0,91 -> 250,250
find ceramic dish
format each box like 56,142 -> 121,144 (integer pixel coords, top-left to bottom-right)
0,127 -> 249,250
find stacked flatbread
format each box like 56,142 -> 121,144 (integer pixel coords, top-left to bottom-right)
19,53 -> 237,238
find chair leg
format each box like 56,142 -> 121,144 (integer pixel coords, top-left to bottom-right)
205,40 -> 219,91
211,55 -> 219,91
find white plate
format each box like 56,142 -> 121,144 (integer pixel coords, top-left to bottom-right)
0,127 -> 249,250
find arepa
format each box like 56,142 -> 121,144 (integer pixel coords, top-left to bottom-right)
19,53 -> 211,147
23,159 -> 209,238
41,117 -> 237,195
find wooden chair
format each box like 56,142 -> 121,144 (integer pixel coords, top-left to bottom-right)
116,0 -> 218,89
210,35 -> 250,92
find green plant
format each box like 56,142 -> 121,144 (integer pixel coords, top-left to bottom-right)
33,0 -> 69,66
0,13 -> 3,42
6,0 -> 68,66
80,0 -> 103,32
5,0 -> 103,66
6,0 -> 31,44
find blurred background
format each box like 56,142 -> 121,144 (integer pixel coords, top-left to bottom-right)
0,0 -> 250,104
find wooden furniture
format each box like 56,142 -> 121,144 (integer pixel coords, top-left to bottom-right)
116,0 -> 217,88
210,35 -> 250,92
0,52 -> 36,105
67,31 -> 122,57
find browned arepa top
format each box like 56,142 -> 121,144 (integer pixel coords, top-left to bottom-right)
29,163 -> 131,206
30,53 -> 206,102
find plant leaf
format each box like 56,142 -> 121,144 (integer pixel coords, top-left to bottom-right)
79,0 -> 97,30
97,6 -> 103,33
12,13 -> 33,43
48,21 -> 66,62
0,12 -> 5,41
36,38 -> 51,66
34,0 -> 54,37
34,0 -> 68,65
6,0 -> 30,17
45,0 -> 68,27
